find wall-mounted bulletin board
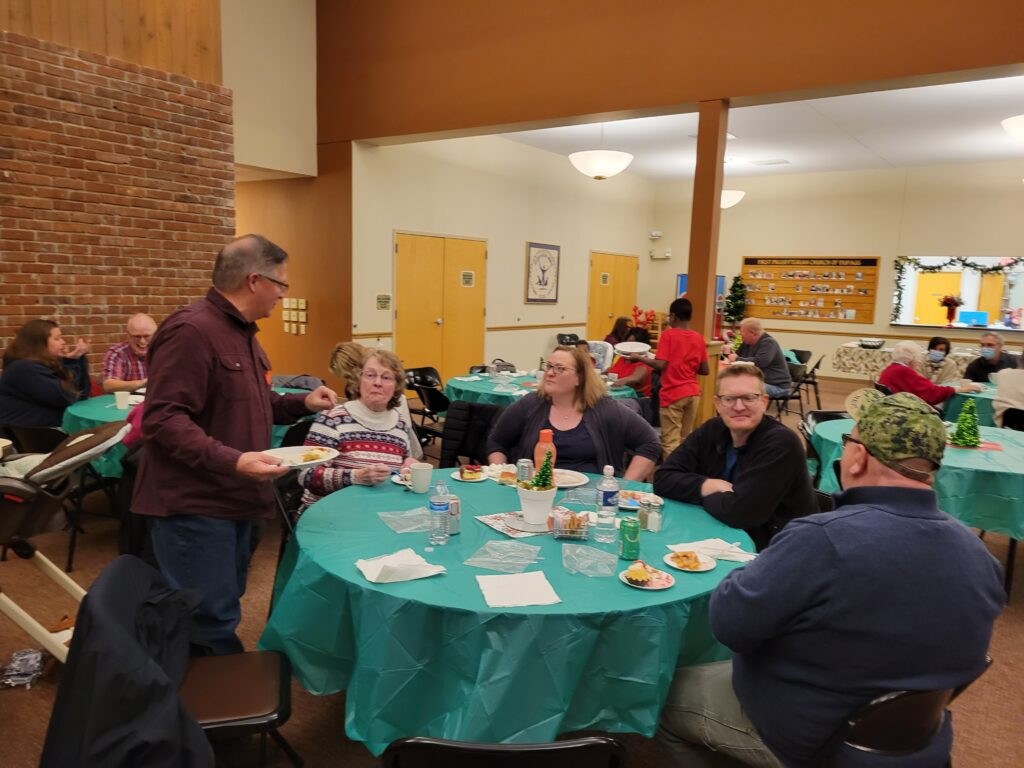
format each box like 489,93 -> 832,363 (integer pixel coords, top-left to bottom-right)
741,257 -> 879,324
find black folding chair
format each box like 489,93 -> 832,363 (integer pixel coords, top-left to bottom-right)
1003,407 -> 1024,431
438,401 -> 505,468
800,355 -> 825,409
800,411 -> 851,488
769,363 -> 806,420
382,735 -> 624,768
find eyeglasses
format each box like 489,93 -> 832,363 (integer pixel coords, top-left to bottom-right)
979,342 -> 998,348
128,334 -> 152,343
256,273 -> 290,293
715,393 -> 763,407
841,434 -> 867,450
542,362 -> 577,376
361,370 -> 396,384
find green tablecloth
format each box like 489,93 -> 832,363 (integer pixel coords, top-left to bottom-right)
61,388 -> 308,478
812,419 -> 1024,540
444,374 -> 637,407
944,384 -> 997,427
260,470 -> 754,755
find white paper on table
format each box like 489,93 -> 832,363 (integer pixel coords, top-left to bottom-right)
476,570 -> 561,607
355,548 -> 446,583
453,375 -> 482,381
667,538 -> 757,562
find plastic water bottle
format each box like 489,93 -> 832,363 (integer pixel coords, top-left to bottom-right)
428,480 -> 450,546
595,466 -> 619,543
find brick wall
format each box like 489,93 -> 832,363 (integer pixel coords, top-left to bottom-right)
0,30 -> 234,363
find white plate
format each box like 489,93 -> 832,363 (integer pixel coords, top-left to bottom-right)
618,567 -> 675,590
662,552 -> 717,573
262,446 -> 339,468
390,474 -> 412,488
617,490 -> 664,510
553,469 -> 589,488
614,341 -> 652,355
504,513 -> 550,533
451,469 -> 487,483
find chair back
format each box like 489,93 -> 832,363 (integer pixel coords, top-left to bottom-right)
439,401 -> 505,468
468,365 -> 488,375
787,362 -> 808,384
791,348 -> 812,364
556,333 -> 580,346
406,367 -> 443,390
588,340 -> 614,372
874,382 -> 894,396
280,420 -> 314,448
814,489 -> 835,513
381,735 -> 625,768
1003,407 -> 1024,431
6,425 -> 66,454
804,410 -> 851,431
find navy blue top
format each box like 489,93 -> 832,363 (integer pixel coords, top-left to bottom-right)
0,357 -> 89,428
710,486 -> 1005,766
545,420 -> 599,475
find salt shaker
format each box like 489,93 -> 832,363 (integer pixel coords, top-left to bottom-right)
647,500 -> 663,533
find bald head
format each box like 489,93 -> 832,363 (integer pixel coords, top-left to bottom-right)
126,313 -> 157,358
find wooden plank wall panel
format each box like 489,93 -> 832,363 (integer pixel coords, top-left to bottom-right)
0,0 -> 221,83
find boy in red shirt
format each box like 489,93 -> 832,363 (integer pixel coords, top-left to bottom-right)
629,298 -> 708,456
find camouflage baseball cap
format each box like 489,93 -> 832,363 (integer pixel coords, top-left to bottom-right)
855,392 -> 946,479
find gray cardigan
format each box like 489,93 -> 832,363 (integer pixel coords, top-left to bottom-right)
486,393 -> 660,475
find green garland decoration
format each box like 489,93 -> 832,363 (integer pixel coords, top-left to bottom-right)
891,256 -> 1024,323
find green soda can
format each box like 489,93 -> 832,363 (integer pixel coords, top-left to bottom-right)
618,517 -> 641,560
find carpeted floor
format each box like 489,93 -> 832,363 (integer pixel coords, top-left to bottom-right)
1,379 -> 1021,766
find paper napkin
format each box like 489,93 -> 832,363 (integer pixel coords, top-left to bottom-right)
667,538 -> 757,563
476,571 -> 561,607
454,375 -> 482,381
355,548 -> 446,583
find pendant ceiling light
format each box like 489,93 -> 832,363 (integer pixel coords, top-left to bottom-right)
568,124 -> 633,180
1002,115 -> 1024,141
720,189 -> 746,209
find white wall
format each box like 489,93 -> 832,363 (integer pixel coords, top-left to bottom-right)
221,0 -> 317,177
352,135 -> 654,368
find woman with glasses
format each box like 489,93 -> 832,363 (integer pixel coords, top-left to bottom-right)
486,345 -> 660,479
299,348 -> 416,510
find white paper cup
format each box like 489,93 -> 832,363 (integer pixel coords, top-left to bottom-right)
410,462 -> 433,493
114,391 -> 131,409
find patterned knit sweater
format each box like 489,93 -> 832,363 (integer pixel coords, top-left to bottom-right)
299,400 -> 411,510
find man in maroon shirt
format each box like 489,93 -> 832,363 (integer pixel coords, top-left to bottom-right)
133,234 -> 337,654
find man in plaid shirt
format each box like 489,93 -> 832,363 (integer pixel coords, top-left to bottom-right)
101,313 -> 157,393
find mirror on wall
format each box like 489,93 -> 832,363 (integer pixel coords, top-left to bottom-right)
892,257 -> 1024,330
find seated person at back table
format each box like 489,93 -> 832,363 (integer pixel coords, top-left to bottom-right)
653,365 -> 813,550
487,345 -> 660,480
101,313 -> 157,393
725,317 -> 790,397
657,393 -> 1004,768
964,331 -> 1019,382
608,327 -> 652,396
879,340 -> 979,407
603,316 -> 632,347
915,335 -> 960,385
0,319 -> 90,428
992,354 -> 1024,428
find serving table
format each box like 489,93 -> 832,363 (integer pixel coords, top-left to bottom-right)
260,469 -> 754,755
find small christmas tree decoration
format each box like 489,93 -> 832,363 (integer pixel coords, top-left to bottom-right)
723,275 -> 747,328
950,399 -> 981,448
529,451 -> 555,490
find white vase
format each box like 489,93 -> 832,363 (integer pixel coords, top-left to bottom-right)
517,486 -> 556,526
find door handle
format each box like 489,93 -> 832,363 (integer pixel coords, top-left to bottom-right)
435,318 -> 444,326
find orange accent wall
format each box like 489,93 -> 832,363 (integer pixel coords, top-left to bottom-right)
235,143 -> 353,383
317,0 -> 1024,143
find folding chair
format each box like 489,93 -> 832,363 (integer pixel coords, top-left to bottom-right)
438,400 -> 505,468
769,363 -> 806,420
800,355 -> 825,409
800,411 -> 851,487
382,735 -> 624,768
0,421 -> 129,662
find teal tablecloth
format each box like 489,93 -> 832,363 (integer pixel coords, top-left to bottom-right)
444,374 -> 637,407
61,388 -> 308,478
260,470 -> 754,755
812,419 -> 1024,540
944,384 -> 997,427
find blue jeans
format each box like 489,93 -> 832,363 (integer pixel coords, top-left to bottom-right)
150,515 -> 252,655
765,383 -> 790,398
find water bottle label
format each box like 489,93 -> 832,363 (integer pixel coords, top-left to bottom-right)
600,489 -> 619,508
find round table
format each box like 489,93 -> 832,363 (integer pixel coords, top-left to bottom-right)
61,388 -> 308,478
944,383 -> 997,427
444,374 -> 637,407
812,418 -> 1024,540
260,470 -> 754,755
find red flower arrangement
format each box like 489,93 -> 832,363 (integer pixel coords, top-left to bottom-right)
938,295 -> 964,309
631,305 -> 657,328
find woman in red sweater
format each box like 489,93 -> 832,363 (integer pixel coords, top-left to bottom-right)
878,341 -> 980,406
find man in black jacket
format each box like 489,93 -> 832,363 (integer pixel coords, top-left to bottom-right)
653,365 -> 813,550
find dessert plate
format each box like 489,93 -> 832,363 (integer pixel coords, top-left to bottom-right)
263,446 -> 339,469
618,567 -> 675,590
450,470 -> 487,483
662,552 -> 716,573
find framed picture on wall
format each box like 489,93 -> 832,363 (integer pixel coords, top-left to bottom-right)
525,242 -> 560,303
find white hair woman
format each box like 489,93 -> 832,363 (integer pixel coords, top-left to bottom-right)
878,340 -> 979,406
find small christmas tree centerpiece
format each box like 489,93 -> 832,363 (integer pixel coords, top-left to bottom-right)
949,399 -> 981,448
522,451 -> 555,490
723,275 -> 747,329
517,451 -> 556,525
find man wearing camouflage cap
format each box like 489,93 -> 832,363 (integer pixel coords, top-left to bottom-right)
657,392 -> 1004,767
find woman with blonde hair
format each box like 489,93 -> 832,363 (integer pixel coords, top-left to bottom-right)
487,345 -> 659,479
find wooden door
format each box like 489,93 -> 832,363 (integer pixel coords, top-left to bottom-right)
978,273 -> 1005,321
441,238 -> 486,380
913,272 -> 962,326
587,252 -> 639,340
395,233 -> 445,372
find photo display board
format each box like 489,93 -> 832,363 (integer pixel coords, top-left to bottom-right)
741,257 -> 878,323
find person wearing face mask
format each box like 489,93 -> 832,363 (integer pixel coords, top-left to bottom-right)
917,336 -> 960,385
879,341 -> 979,407
964,332 -> 1019,382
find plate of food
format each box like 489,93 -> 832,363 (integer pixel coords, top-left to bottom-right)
617,490 -> 664,510
553,469 -> 589,488
619,561 -> 675,590
614,341 -> 652,356
263,445 -> 339,468
662,551 -> 716,573
451,465 -> 487,482
390,473 -> 412,487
